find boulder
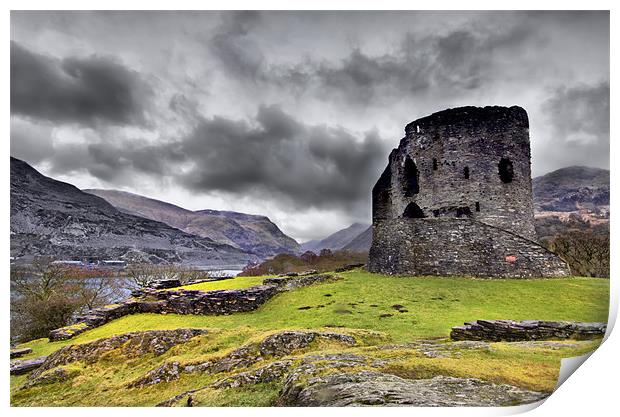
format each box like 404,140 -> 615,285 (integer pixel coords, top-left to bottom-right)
279,371 -> 548,406
10,348 -> 32,359
10,356 -> 47,375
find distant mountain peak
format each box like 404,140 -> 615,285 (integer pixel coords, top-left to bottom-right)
11,158 -> 251,266
300,222 -> 371,253
84,188 -> 299,258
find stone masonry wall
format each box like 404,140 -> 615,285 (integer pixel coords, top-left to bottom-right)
375,106 -> 536,239
49,274 -> 339,341
368,218 -> 569,278
370,106 -> 569,277
450,320 -> 606,342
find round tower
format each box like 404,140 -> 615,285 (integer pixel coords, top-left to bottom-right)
369,105 -> 569,278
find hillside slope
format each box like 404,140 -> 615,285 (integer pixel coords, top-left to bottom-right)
10,158 -> 251,266
84,189 -> 299,259
300,222 -> 370,252
532,166 -> 609,213
342,225 -> 372,252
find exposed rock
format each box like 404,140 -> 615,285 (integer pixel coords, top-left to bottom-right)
450,320 -> 606,342
21,367 -> 78,389
10,347 -> 32,358
10,356 -> 47,375
408,340 -> 491,358
279,371 -> 549,406
211,360 -> 294,389
127,361 -> 182,388
32,329 -> 206,381
139,330 -> 355,395
259,331 -> 355,357
51,275 -> 339,342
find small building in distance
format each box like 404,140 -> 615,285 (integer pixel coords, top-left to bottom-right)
368,105 -> 570,278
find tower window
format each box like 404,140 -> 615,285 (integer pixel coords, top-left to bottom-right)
403,202 -> 426,218
432,158 -> 438,171
498,158 -> 514,183
403,155 -> 419,196
463,166 -> 470,179
475,202 -> 480,212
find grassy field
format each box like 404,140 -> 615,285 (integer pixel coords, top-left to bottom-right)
174,275 -> 268,291
11,270 -> 610,406
15,270 -> 609,360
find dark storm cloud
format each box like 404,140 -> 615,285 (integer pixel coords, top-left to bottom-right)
10,41 -> 152,126
45,105 -> 388,211
541,81 -> 610,169
177,106 -> 387,210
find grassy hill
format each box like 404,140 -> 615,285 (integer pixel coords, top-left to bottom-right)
11,270 -> 609,406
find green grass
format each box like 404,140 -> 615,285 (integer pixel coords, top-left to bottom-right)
10,270 -> 610,406
17,271 -> 609,360
174,276 -> 268,292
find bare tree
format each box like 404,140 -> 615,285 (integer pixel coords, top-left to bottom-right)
10,258 -> 125,343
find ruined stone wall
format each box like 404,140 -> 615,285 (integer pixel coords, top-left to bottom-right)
368,218 -> 569,278
49,274 -> 339,341
373,106 -> 536,240
370,106 -> 570,277
450,320 -> 606,342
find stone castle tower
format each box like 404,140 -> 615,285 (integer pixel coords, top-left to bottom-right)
368,106 -> 570,278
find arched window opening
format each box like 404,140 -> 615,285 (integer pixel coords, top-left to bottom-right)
403,155 -> 419,196
463,166 -> 470,179
475,202 -> 480,212
432,158 -> 438,171
498,158 -> 514,183
403,202 -> 426,218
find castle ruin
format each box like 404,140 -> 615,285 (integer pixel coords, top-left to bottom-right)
368,106 -> 570,278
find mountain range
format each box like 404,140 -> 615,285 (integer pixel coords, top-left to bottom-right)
84,189 -> 299,258
11,158 -> 254,266
10,157 -> 609,264
300,222 -> 370,253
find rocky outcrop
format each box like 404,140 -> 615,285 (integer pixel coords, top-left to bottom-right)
155,331 -> 357,406
279,371 -> 548,406
450,320 -> 606,342
33,329 -> 206,381
211,360 -> 294,389
259,331 -> 355,357
10,348 -> 32,358
10,356 -> 47,375
21,367 -> 79,390
50,275 -> 337,342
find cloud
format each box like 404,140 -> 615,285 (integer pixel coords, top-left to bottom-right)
10,117 -> 55,163
540,81 -> 610,169
207,13 -> 541,107
42,105 -> 388,213
10,41 -> 152,126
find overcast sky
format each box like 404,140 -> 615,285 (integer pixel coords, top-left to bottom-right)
10,11 -> 609,242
